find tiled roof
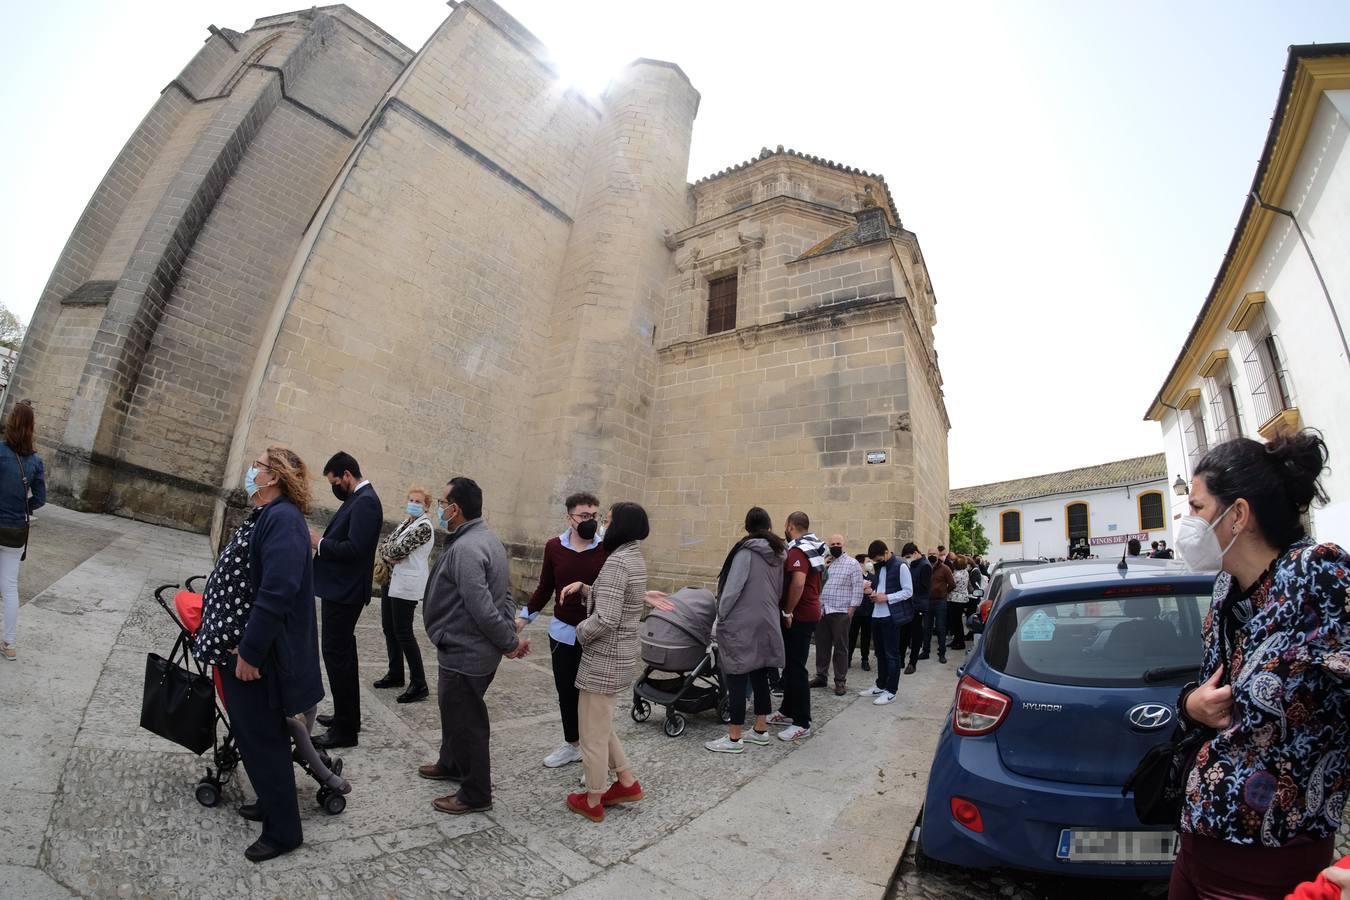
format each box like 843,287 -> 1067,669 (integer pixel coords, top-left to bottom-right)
692,145 -> 901,227
950,453 -> 1167,509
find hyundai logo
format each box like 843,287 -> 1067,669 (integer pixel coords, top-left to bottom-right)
1127,703 -> 1174,730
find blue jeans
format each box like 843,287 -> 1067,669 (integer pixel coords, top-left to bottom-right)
872,615 -> 900,694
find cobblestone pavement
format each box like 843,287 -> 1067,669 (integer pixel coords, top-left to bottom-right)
888,805 -> 1350,898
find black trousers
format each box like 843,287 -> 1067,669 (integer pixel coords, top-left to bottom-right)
380,587 -> 425,687
901,607 -> 927,667
219,664 -> 302,850
549,637 -> 583,745
923,599 -> 948,656
873,615 -> 901,693
321,599 -> 364,735
437,667 -> 496,807
778,618 -> 814,729
724,667 -> 773,727
848,612 -> 872,664
948,600 -> 968,647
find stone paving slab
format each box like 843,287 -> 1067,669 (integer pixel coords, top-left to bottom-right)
5,506 -> 958,899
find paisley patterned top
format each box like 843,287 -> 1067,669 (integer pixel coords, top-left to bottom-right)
1181,539 -> 1350,846
194,508 -> 262,667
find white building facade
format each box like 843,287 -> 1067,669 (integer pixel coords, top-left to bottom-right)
951,454 -> 1173,562
1147,45 -> 1350,541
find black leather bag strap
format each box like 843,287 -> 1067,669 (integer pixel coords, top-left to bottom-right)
11,446 -> 30,561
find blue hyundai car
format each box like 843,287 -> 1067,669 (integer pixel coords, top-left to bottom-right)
918,558 -> 1216,880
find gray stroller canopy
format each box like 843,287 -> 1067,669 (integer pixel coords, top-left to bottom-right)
647,587 -> 716,648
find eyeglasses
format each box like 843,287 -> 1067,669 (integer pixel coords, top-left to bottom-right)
252,460 -> 275,472
568,511 -> 600,522
437,499 -> 453,509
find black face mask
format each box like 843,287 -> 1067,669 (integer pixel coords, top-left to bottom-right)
331,482 -> 351,502
928,555 -> 938,565
829,546 -> 843,558
576,519 -> 598,541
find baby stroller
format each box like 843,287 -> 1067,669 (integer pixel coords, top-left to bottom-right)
631,587 -> 729,737
150,578 -> 351,815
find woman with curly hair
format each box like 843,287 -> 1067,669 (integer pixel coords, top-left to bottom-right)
1170,431 -> 1349,899
197,445 -> 324,863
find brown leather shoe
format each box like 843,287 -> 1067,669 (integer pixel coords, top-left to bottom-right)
432,794 -> 491,815
418,763 -> 463,781
834,683 -> 847,696
808,676 -> 828,689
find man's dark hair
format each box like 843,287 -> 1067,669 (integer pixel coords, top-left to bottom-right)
323,451 -> 361,479
1127,538 -> 1141,556
786,510 -> 810,532
855,553 -> 868,564
446,476 -> 483,520
603,501 -> 650,551
867,539 -> 888,559
565,491 -> 600,512
1151,541 -> 1159,550
900,541 -> 920,557
938,545 -> 946,552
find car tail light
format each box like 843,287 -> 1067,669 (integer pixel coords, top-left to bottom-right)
950,796 -> 985,833
978,599 -> 992,622
953,674 -> 1011,736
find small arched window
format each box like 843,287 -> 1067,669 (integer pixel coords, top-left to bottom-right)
1000,510 -> 1021,544
1139,491 -> 1165,532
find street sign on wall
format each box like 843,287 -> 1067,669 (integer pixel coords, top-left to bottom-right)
1088,532 -> 1149,546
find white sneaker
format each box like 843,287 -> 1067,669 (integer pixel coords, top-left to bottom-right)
873,691 -> 896,706
704,736 -> 745,754
858,686 -> 885,697
778,725 -> 812,742
543,743 -> 583,768
765,712 -> 792,726
739,729 -> 771,746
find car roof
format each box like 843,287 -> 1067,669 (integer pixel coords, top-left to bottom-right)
1009,558 -> 1213,590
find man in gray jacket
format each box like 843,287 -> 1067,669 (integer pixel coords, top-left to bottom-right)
418,477 -> 528,814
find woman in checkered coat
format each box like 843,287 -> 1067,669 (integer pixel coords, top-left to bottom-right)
560,502 -> 651,822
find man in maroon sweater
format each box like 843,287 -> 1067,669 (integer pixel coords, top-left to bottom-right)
516,492 -> 608,768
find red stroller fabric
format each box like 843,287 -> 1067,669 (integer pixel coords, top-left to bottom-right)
174,590 -> 224,703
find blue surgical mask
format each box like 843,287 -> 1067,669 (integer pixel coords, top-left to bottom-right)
437,506 -> 448,528
407,502 -> 425,518
244,466 -> 261,499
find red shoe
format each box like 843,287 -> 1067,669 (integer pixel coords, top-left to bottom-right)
600,779 -> 643,807
566,791 -> 604,822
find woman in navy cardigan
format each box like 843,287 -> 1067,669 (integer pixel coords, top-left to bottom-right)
217,446 -> 323,862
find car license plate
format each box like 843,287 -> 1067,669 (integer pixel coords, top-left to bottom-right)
1056,829 -> 1179,864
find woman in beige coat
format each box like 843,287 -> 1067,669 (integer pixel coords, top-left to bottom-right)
559,501 -> 651,821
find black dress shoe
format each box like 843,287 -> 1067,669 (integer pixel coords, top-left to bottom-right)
397,684 -> 429,703
939,655 -> 948,664
918,652 -> 931,660
861,660 -> 871,671
315,714 -> 360,733
238,803 -> 263,822
245,839 -> 297,863
312,730 -> 357,750
903,664 -> 917,675
373,673 -> 405,689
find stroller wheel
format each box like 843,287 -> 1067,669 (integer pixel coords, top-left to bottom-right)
631,699 -> 652,723
717,696 -> 732,725
195,779 -> 221,808
322,791 -> 347,815
663,713 -> 686,738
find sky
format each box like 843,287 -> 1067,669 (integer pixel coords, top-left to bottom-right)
3,0 -> 1349,489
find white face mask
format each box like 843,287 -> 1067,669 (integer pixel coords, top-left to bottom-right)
1175,505 -> 1239,573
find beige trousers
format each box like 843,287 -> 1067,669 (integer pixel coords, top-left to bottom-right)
578,690 -> 630,792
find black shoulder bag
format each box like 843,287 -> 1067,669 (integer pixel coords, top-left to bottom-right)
140,630 -> 216,755
1121,599 -> 1233,826
0,447 -> 32,560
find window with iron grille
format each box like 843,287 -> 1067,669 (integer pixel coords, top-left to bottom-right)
1183,400 -> 1208,471
1241,309 -> 1295,428
1139,492 -> 1165,532
1066,502 -> 1090,541
1000,510 -> 1021,543
706,275 -> 738,335
1207,361 -> 1243,442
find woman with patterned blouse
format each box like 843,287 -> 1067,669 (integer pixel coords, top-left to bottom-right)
373,485 -> 435,703
1171,431 -> 1348,900
558,502 -> 651,822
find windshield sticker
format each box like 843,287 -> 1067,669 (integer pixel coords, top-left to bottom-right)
1020,609 -> 1056,642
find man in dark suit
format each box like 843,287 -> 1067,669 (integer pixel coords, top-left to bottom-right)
311,451 -> 382,750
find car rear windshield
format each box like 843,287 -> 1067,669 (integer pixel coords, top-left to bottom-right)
983,593 -> 1211,687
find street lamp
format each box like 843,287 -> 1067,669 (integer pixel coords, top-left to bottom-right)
1172,475 -> 1189,497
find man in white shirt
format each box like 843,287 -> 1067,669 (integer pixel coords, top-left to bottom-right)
810,534 -> 863,696
858,540 -> 914,706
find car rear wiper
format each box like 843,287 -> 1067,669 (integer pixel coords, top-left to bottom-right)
1143,665 -> 1199,683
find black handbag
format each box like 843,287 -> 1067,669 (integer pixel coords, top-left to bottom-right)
1122,597 -> 1234,826
140,636 -> 215,755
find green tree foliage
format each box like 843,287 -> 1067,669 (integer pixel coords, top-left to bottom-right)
948,502 -> 990,556
0,303 -> 24,351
